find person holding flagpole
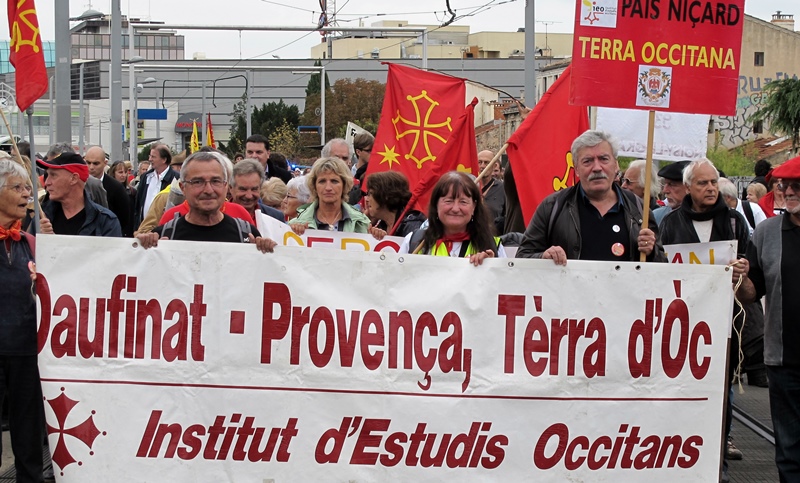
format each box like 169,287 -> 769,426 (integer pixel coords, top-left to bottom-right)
399,171 -> 505,266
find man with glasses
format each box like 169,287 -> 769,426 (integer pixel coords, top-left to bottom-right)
321,138 -> 353,167
621,159 -> 661,211
652,160 -> 690,226
517,130 -> 665,263
738,156 -> 800,482
136,151 -> 276,252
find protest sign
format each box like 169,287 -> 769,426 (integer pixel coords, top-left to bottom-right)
664,240 -> 738,265
37,236 -> 732,481
570,0 -> 745,115
596,108 -> 709,161
256,211 -> 405,252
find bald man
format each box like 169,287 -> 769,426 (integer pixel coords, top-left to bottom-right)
478,150 -> 505,227
85,146 -> 132,236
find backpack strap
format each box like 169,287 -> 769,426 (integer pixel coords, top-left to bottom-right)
21,232 -> 35,258
161,212 -> 181,240
741,201 -> 756,230
234,217 -> 252,243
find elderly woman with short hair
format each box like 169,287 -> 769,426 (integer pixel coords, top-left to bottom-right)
281,175 -> 311,221
288,157 -> 370,233
0,159 -> 45,482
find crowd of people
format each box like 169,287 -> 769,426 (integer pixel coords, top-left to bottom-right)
1,127 -> 799,483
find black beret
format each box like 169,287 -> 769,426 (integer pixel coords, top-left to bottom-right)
657,160 -> 690,181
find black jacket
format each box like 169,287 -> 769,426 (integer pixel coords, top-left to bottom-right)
267,161 -> 293,184
659,195 -> 750,257
101,175 -> 132,237
516,184 -> 667,262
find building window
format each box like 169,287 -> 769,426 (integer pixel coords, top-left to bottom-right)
753,120 -> 763,134
754,52 -> 764,66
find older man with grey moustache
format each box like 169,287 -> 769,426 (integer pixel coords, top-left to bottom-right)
516,130 -> 665,264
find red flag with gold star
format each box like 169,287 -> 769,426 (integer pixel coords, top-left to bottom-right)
7,0 -> 48,111
506,65 -> 589,225
366,64 -> 476,214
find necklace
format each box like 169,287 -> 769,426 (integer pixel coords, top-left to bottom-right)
318,209 -> 342,230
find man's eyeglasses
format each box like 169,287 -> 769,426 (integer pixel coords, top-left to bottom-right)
777,181 -> 800,193
621,178 -> 634,186
183,178 -> 226,189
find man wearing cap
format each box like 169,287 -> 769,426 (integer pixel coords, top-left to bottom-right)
516,130 -> 665,263
84,145 -> 132,236
738,156 -> 800,481
652,160 -> 690,226
134,144 -> 178,229
38,153 -> 122,237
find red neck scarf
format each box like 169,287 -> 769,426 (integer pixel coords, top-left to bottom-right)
435,232 -> 471,254
0,220 -> 22,241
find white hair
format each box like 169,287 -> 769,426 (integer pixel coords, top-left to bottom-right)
683,158 -> 719,186
286,175 -> 311,203
627,159 -> 662,195
717,177 -> 738,200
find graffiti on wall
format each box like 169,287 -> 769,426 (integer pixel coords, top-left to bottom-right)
714,72 -> 799,148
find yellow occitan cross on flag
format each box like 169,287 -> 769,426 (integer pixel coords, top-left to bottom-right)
190,121 -> 199,153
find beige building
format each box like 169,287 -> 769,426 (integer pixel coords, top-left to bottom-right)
713,12 -> 800,152
311,20 -> 573,60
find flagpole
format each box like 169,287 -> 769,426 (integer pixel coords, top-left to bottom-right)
476,144 -> 508,181
639,110 -> 656,262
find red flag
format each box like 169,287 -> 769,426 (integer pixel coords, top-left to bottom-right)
390,98 -> 478,234
506,65 -> 589,225
367,64 -> 477,214
7,0 -> 48,111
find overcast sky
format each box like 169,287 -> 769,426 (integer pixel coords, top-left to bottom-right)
3,0 -> 795,59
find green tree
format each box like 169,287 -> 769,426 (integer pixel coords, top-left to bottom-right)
227,98 -> 301,156
269,121 -> 301,158
750,78 -> 800,154
305,59 -> 330,96
301,78 -> 385,142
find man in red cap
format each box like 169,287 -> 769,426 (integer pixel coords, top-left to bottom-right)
738,155 -> 800,481
37,152 -> 122,237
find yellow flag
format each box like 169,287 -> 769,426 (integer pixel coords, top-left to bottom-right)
206,113 -> 216,148
190,121 -> 199,153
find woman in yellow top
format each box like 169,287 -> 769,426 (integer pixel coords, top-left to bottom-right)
400,171 -> 505,265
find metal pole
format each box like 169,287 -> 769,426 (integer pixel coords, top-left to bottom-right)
155,89 -> 160,140
48,75 -> 54,145
110,0 -> 122,163
524,0 -> 537,105
245,70 -> 252,137
320,65 -> 326,146
54,1 -> 72,143
17,110 -> 24,140
422,31 -> 428,70
128,21 -> 137,169
79,62 -> 85,154
201,82 -> 206,146
26,107 -> 40,231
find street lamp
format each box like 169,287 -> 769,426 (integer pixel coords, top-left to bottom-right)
126,55 -> 145,168
132,76 -> 156,164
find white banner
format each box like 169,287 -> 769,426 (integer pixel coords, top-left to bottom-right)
664,241 -> 738,265
596,108 -> 709,161
36,236 -> 733,481
257,210 -> 405,252
345,121 -> 367,147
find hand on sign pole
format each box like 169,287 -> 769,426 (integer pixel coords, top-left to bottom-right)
637,229 -> 657,257
640,111 -> 656,262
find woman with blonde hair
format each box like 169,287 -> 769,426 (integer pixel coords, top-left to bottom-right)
289,157 -> 370,233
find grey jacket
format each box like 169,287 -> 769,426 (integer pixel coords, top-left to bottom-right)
747,215 -> 789,366
516,185 -> 666,262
